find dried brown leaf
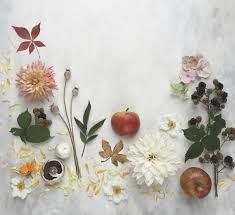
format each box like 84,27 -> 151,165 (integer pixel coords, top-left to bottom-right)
113,141 -> 123,154
102,139 -> 112,156
100,140 -> 128,167
111,156 -> 118,166
116,154 -> 128,163
99,151 -> 110,159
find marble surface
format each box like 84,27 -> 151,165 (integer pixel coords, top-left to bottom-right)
1,0 -> 235,214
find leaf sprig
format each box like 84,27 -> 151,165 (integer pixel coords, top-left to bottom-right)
99,140 -> 128,166
74,101 -> 106,157
10,109 -> 51,143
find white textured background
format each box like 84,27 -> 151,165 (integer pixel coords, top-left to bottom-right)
0,0 -> 235,214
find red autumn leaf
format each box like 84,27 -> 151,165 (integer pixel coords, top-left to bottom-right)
17,41 -> 31,52
12,26 -> 31,40
34,41 -> 46,47
31,23 -> 41,40
12,23 -> 46,58
29,43 -> 35,54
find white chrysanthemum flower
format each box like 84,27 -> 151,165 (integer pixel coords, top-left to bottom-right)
11,177 -> 32,199
128,132 -> 181,186
103,175 -> 128,204
159,114 -> 182,138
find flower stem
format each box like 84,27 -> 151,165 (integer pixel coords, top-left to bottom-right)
35,46 -> 41,59
214,164 -> 218,197
59,113 -> 81,178
63,80 -> 71,131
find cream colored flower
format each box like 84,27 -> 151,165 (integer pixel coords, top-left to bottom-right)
103,175 -> 128,204
159,114 -> 182,138
128,132 -> 181,186
11,177 -> 32,199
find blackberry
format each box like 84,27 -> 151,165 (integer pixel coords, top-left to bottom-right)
211,98 -> 220,108
197,88 -> 205,96
191,93 -> 199,100
224,156 -> 233,164
188,118 -> 197,126
221,92 -> 228,99
198,82 -> 206,89
211,155 -> 219,164
213,79 -> 219,85
196,116 -> 202,123
217,82 -> 224,90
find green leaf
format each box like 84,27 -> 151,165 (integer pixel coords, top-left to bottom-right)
203,135 -> 220,151
183,126 -> 205,142
25,125 -> 50,143
185,142 -> 204,162
83,101 -> 91,126
88,119 -> 106,136
210,114 -> 226,136
80,132 -> 87,143
17,110 -> 32,129
10,128 -> 25,136
74,117 -> 87,134
87,134 -> 98,143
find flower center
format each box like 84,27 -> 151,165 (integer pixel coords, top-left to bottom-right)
112,186 -> 122,195
16,181 -> 25,191
148,153 -> 158,161
32,78 -> 40,85
168,120 -> 176,129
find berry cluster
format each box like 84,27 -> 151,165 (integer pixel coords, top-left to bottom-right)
199,153 -> 234,169
33,108 -> 52,127
188,116 -> 202,126
191,80 -> 228,112
222,127 -> 235,140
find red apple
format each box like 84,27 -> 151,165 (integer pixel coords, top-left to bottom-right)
111,109 -> 140,136
180,167 -> 212,199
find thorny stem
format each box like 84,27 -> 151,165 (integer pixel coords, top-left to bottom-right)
206,93 -> 219,197
218,166 -> 226,173
221,138 -> 229,148
214,165 -> 218,197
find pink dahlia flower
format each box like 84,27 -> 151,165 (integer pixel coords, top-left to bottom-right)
16,61 -> 56,102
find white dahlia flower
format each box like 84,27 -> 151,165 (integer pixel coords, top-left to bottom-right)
128,132 -> 181,186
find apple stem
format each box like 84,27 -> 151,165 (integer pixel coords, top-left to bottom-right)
125,108 -> 129,112
214,164 -> 218,197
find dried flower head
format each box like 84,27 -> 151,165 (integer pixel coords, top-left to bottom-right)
16,61 -> 56,102
72,87 -> 79,97
50,103 -> 60,113
64,68 -> 71,80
